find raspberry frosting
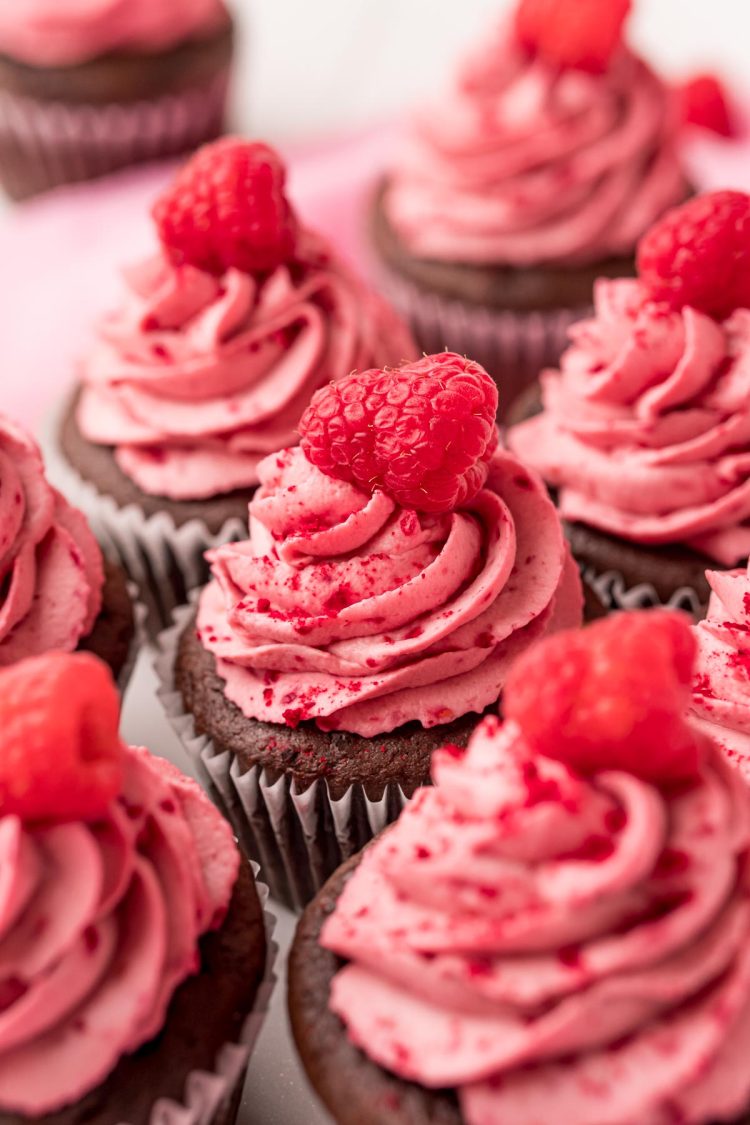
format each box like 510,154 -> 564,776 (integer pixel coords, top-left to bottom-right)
0,744 -> 239,1116
0,416 -> 102,664
323,716 -> 750,1125
691,563 -> 750,778
0,0 -> 228,68
77,234 -> 415,501
509,278 -> 750,564
196,445 -> 582,738
385,25 -> 686,268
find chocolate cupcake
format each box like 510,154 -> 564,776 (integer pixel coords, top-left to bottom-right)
0,649 -> 274,1125
290,610 -> 750,1125
509,190 -> 750,618
53,138 -> 415,631
691,559 -> 750,779
0,0 -> 234,200
0,412 -> 136,688
156,353 -> 583,908
372,0 -> 690,416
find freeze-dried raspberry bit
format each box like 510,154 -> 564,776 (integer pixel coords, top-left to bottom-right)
0,653 -> 124,822
153,137 -> 298,276
679,73 -> 738,138
299,353 -> 499,514
514,0 -> 631,74
505,611 -> 704,783
637,190 -> 750,320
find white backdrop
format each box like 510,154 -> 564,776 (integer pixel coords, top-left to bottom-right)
228,0 -> 749,142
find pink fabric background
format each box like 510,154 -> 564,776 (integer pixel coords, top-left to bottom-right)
0,123 -> 745,433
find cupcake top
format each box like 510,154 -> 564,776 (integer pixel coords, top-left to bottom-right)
0,413 -> 103,664
384,0 -> 687,269
77,139 -> 414,503
0,0 -> 229,68
0,650 -> 240,1116
197,353 -> 582,738
323,611 -> 750,1125
691,561 -> 750,777
510,190 -> 750,564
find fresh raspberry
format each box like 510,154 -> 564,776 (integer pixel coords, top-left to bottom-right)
504,611 -> 704,784
299,353 -> 499,513
514,0 -> 631,74
679,74 -> 738,138
0,653 -> 123,823
637,191 -> 750,320
152,138 -> 297,276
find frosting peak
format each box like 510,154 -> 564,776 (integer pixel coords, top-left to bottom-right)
323,716 -> 750,1124
197,444 -> 582,737
385,22 -> 687,269
0,416 -> 102,664
0,745 -> 239,1115
0,0 -> 228,68
509,278 -> 750,563
691,561 -> 750,777
78,233 -> 415,501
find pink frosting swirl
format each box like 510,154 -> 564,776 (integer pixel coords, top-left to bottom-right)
385,23 -> 686,269
691,563 -> 750,778
0,0 -> 228,67
0,415 -> 102,665
78,233 -> 416,502
0,743 -> 239,1116
510,278 -> 750,564
324,715 -> 750,1125
196,445 -> 582,738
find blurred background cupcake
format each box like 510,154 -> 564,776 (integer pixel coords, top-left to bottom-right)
52,137 -> 415,630
509,190 -> 750,617
371,0 -> 691,415
0,0 -> 234,200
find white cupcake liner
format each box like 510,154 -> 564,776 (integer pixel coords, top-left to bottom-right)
155,600 -> 411,911
143,863 -> 277,1125
0,68 -> 229,200
377,267 -> 586,418
583,566 -> 705,618
42,402 -> 248,635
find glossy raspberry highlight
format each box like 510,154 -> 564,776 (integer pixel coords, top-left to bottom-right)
514,0 -> 631,74
153,137 -> 298,276
637,190 -> 750,319
299,353 -> 499,513
0,653 -> 124,822
505,611 -> 704,783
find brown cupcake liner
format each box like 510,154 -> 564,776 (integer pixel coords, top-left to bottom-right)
142,863 -> 277,1125
0,68 -> 229,200
377,267 -> 586,417
42,406 -> 247,635
583,566 -> 705,618
155,601 -> 409,911
114,578 -> 145,696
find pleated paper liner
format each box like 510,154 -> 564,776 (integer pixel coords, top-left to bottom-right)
377,266 -> 586,420
0,69 -> 229,201
584,566 -> 706,618
155,601 -> 412,912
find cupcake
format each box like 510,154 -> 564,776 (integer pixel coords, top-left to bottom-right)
372,0 -> 690,415
54,138 -> 416,630
157,352 -> 583,908
0,0 -> 234,200
509,190 -> 750,617
290,609 -> 750,1125
0,649 -> 272,1124
691,561 -> 750,778
1,411 -> 135,688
